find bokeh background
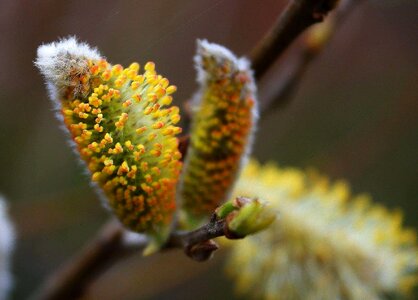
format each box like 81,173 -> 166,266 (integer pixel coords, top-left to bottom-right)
0,0 -> 417,299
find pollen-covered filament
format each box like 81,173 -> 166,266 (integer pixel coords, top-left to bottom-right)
62,59 -> 182,233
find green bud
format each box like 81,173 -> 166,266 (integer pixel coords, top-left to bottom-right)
227,198 -> 277,237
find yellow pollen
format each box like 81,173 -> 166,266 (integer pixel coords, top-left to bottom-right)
81,130 -> 92,139
151,167 -> 161,175
153,143 -> 163,150
115,113 -> 129,129
144,62 -> 155,72
104,133 -> 113,143
124,140 -> 134,151
101,70 -> 111,81
92,108 -> 101,115
92,172 -> 102,182
114,77 -> 126,88
136,126 -> 147,134
166,85 -> 177,95
78,112 -> 88,119
133,94 -> 142,102
133,151 -> 141,161
134,75 -> 145,84
152,104 -> 160,112
63,109 -> 73,116
148,133 -> 157,141
95,114 -> 103,123
160,78 -> 169,88
144,107 -> 153,115
129,62 -> 140,71
127,69 -> 138,79
90,64 -> 99,75
151,150 -> 162,157
170,114 -> 181,124
117,161 -> 130,175
103,159 -> 113,166
94,124 -> 103,132
123,99 -> 132,107
152,122 -> 165,129
140,162 -> 149,171
154,87 -> 166,97
108,142 -> 123,154
111,64 -> 123,76
147,93 -> 158,103
144,174 -> 152,183
160,96 -> 172,106
131,81 -> 140,90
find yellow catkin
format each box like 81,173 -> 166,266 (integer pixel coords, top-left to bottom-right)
179,40 -> 258,227
227,160 -> 418,300
35,37 -> 182,239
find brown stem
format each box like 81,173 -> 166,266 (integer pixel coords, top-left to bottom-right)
29,220 -> 142,300
261,0 -> 365,114
166,216 -> 225,248
31,216 -> 227,300
250,0 -> 339,80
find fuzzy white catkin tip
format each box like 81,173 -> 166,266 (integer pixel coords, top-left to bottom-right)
194,39 -> 252,85
0,196 -> 15,300
35,36 -> 102,97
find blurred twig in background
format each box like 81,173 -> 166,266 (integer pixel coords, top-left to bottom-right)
31,0 -> 365,299
250,0 -> 339,79
261,0 -> 365,113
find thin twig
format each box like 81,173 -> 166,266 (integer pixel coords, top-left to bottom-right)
30,221 -> 141,300
261,0 -> 365,114
250,0 -> 339,80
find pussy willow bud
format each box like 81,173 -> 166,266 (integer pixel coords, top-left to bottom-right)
179,40 -> 258,227
216,197 -> 276,238
0,196 -> 15,300
305,16 -> 334,53
35,37 -> 182,245
227,160 -> 418,300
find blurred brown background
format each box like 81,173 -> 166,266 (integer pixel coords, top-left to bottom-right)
0,0 -> 417,299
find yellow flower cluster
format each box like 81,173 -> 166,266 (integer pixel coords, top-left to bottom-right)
228,160 -> 418,300
179,40 -> 258,226
36,38 -> 182,238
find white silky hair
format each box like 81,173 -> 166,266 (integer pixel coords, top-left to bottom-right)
0,196 -> 15,300
34,37 -> 112,210
35,36 -> 102,103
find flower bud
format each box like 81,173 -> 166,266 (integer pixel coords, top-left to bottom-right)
225,197 -> 277,238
